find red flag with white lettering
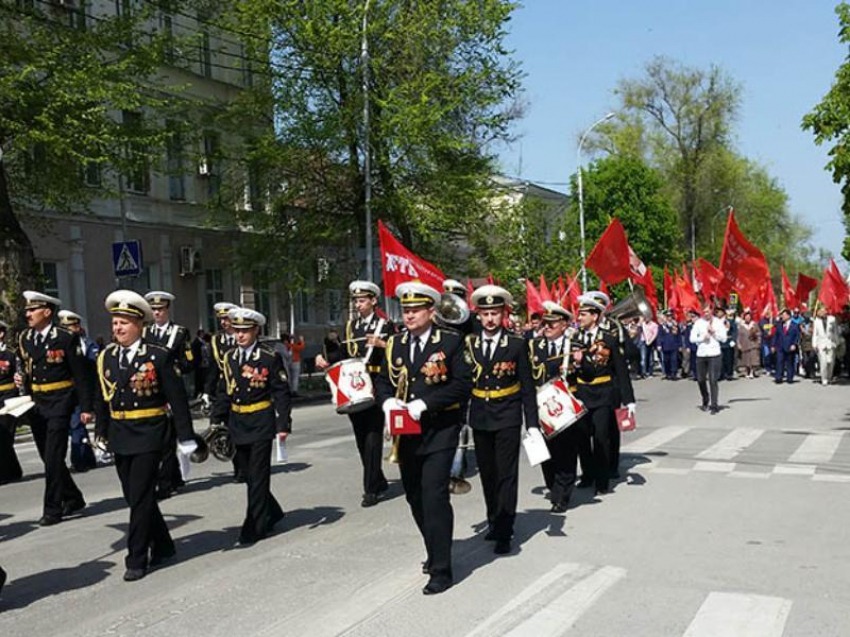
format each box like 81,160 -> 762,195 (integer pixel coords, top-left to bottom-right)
378,221 -> 446,296
719,209 -> 770,297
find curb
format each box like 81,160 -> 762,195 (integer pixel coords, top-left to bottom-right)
13,393 -> 332,444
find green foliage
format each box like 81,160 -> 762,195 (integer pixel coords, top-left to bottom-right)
802,2 -> 850,261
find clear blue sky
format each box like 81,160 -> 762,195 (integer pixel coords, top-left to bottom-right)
497,0 -> 847,261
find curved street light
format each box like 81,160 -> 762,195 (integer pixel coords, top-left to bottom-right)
576,111 -> 616,289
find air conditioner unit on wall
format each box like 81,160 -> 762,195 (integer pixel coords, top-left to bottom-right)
179,246 -> 201,276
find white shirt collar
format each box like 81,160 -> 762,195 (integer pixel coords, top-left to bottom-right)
239,341 -> 257,360
38,324 -> 52,339
483,330 -> 502,343
359,312 -> 375,325
121,338 -> 142,362
155,321 -> 170,333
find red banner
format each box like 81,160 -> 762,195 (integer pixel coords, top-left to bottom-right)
674,269 -> 702,315
378,221 -> 446,296
719,209 -> 770,298
695,258 -> 723,302
642,266 -> 659,315
586,218 -> 631,285
795,273 -> 818,307
818,260 -> 849,314
780,266 -> 798,310
526,279 -> 544,316
539,274 -> 553,302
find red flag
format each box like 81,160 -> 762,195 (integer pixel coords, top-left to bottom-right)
487,272 -> 495,285
795,273 -> 818,308
642,266 -> 658,315
585,218 -> 631,285
466,278 -> 476,311
539,274 -> 553,302
564,272 -> 581,314
719,209 -> 770,297
696,258 -> 724,302
818,260 -> 850,314
599,280 -> 609,296
628,245 -> 648,282
378,221 -> 446,296
556,275 -> 566,304
526,279 -> 544,316
780,267 -> 798,310
675,269 -> 701,315
763,278 -> 778,318
663,266 -> 673,309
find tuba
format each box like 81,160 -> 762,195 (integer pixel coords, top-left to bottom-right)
608,288 -> 654,323
435,292 -> 470,327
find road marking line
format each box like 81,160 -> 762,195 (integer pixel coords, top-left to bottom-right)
696,428 -> 764,460
773,464 -> 816,476
297,434 -> 355,450
682,591 -> 792,637
622,426 -> 691,454
812,473 -> 850,483
728,471 -> 771,480
463,563 -> 625,637
787,431 -> 845,465
693,461 -> 736,473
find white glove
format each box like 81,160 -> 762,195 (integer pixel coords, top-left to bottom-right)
200,393 -> 211,409
407,399 -> 427,421
382,398 -> 404,438
626,403 -> 636,417
177,440 -> 199,456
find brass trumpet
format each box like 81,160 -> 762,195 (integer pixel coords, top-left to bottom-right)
385,435 -> 400,464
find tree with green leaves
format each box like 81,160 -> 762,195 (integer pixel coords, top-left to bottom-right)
0,1 -> 212,324
803,2 -> 850,261
215,0 -> 524,283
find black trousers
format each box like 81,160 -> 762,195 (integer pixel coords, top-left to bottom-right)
398,441 -> 454,585
696,355 -> 721,408
157,419 -> 185,495
349,406 -> 388,495
0,414 -> 23,484
585,406 -> 613,491
115,451 -> 174,570
234,439 -> 284,543
30,412 -> 83,517
608,412 -> 621,476
540,421 -> 583,507
472,426 -> 520,540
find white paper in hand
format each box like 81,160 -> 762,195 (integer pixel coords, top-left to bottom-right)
176,444 -> 192,481
275,436 -> 288,464
522,427 -> 550,467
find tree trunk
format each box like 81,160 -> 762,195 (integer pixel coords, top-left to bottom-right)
0,158 -> 36,330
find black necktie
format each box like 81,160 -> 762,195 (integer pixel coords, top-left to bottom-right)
548,341 -> 556,358
120,348 -> 130,369
34,333 -> 43,349
483,339 -> 492,360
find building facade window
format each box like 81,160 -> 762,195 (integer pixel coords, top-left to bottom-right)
167,126 -> 185,201
298,290 -> 311,325
327,289 -> 343,325
37,262 -> 60,299
83,161 -> 101,188
254,271 -> 271,335
204,268 -> 224,332
202,132 -> 220,200
200,31 -> 212,79
241,43 -> 253,87
161,13 -> 175,63
122,111 -> 149,195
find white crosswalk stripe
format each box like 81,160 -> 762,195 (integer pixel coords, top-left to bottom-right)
622,425 -> 691,454
682,592 -> 792,637
787,430 -> 845,464
696,427 -> 764,460
463,563 -> 626,637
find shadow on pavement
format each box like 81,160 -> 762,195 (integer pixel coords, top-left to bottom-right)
0,559 -> 115,611
278,506 -> 345,532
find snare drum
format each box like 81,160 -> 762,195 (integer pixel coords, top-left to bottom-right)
325,358 -> 376,414
535,378 -> 586,439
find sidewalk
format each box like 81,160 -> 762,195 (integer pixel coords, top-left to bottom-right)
13,390 -> 331,443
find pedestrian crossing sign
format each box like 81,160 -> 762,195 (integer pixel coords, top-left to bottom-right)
112,240 -> 143,277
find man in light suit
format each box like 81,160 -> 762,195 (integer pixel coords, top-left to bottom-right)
812,307 -> 839,386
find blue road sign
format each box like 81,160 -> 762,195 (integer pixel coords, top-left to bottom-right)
112,240 -> 143,277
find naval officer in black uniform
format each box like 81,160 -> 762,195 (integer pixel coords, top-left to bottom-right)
466,285 -> 537,554
573,293 -> 636,495
375,282 -> 472,595
16,291 -> 94,525
143,291 -> 195,499
211,308 -> 291,546
0,320 -> 23,485
315,280 -> 392,507
93,290 -> 197,581
529,300 -> 584,513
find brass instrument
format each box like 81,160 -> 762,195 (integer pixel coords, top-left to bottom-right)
435,292 -> 470,327
384,365 -> 408,464
608,288 -> 654,323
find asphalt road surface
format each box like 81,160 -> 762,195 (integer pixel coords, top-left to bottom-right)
1,375 -> 849,636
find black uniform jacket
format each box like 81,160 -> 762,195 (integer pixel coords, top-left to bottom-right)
94,342 -> 193,455
18,324 -> 94,420
529,332 -> 581,389
212,344 -> 292,445
375,326 -> 473,455
574,329 -> 635,410
143,322 -> 195,375
466,332 -> 537,431
204,331 -> 236,396
0,343 -> 17,407
326,314 -> 395,375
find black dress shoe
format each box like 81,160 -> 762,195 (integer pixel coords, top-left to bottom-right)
483,529 -> 497,541
62,499 -> 85,516
361,493 -> 379,508
595,486 -> 610,496
235,536 -> 258,547
123,567 -> 147,582
0,566 -> 6,595
376,481 -> 389,494
422,578 -> 453,595
577,477 -> 593,489
699,404 -> 709,412
494,540 -> 511,555
550,502 -> 568,513
39,515 -> 62,527
710,407 -> 719,415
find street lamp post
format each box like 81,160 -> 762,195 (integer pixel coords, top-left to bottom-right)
362,0 -> 373,281
576,112 -> 615,289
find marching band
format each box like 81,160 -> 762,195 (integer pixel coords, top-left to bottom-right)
1,276 -> 639,595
